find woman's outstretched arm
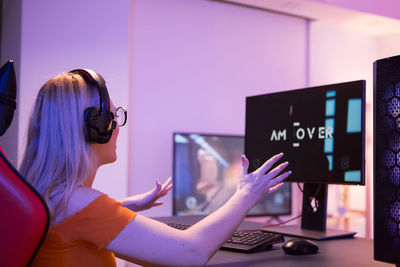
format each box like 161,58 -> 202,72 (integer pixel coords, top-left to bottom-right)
106,153 -> 291,266
120,177 -> 172,212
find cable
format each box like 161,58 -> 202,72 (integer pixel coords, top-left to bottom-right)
297,182 -> 303,193
260,214 -> 302,228
241,214 -> 302,232
241,183 -> 318,232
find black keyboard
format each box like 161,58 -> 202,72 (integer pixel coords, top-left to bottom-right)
167,222 -> 285,253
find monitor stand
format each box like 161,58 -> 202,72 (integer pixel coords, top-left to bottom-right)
262,183 -> 357,240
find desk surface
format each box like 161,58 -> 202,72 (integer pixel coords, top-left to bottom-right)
209,237 -> 390,267
154,215 -> 392,267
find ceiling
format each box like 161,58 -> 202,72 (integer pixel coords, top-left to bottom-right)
216,0 -> 400,36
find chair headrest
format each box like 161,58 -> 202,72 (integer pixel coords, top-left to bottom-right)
0,60 -> 17,136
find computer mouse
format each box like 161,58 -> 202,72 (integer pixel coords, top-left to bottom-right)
282,238 -> 319,255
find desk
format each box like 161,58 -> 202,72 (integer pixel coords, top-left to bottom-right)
208,237 -> 390,267
154,216 -> 392,267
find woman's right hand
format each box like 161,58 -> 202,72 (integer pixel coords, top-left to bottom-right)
107,153 -> 291,267
237,153 -> 292,208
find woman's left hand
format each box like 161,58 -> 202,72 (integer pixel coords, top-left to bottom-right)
121,177 -> 172,212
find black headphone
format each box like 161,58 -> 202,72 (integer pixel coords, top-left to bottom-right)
69,69 -> 116,144
0,60 -> 17,136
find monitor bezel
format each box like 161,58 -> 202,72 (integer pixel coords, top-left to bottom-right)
172,131 -> 292,217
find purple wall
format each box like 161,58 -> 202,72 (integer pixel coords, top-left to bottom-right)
18,0 -> 131,200
129,0 -> 308,217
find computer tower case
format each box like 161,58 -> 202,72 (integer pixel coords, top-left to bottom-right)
373,54 -> 400,266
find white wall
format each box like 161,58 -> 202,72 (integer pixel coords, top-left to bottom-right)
129,0 -> 308,217
308,0 -> 400,20
18,0 -> 131,201
377,35 -> 400,59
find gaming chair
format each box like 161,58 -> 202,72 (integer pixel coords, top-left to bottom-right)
0,60 -> 50,266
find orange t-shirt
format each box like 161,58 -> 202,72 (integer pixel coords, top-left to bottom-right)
31,194 -> 136,267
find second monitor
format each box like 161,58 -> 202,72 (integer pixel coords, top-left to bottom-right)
173,132 -> 291,217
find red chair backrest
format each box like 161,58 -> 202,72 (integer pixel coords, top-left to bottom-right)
0,146 -> 49,266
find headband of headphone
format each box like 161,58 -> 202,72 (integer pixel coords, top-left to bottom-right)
69,69 -> 115,144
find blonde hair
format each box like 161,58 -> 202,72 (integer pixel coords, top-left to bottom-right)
20,72 -> 98,223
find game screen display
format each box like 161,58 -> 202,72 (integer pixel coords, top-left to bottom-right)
245,80 -> 365,185
173,133 -> 291,216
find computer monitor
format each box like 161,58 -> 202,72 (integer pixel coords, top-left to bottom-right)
245,80 -> 365,240
172,132 -> 291,217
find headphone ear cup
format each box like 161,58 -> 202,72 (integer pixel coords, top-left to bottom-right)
84,107 -> 114,144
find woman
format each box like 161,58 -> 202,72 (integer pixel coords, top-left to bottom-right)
20,69 -> 291,266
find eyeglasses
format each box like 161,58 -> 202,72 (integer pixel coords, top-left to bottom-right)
112,106 -> 127,127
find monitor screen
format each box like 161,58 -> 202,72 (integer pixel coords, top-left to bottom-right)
245,80 -> 365,185
173,132 -> 291,216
